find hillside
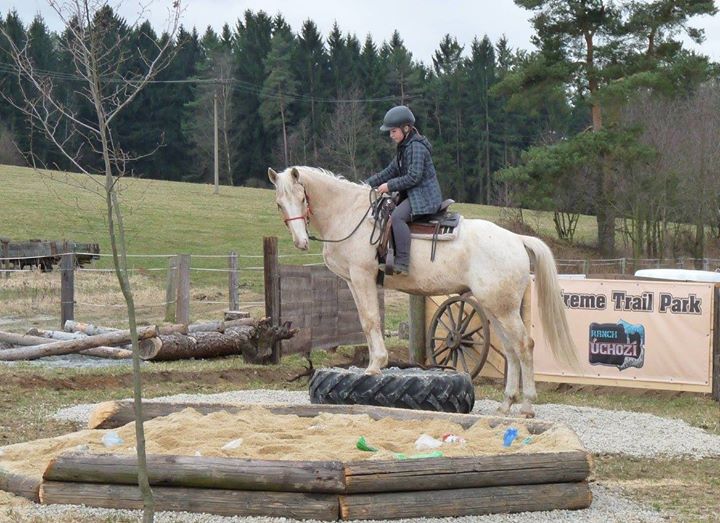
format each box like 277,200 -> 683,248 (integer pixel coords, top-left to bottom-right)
0,163 -> 599,264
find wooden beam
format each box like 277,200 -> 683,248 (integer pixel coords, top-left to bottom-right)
343,451 -> 591,493
40,482 -> 339,520
339,481 -> 592,520
44,452 -> 345,493
408,294 -> 426,364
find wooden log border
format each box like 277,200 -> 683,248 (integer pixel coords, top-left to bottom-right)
0,468 -> 41,502
43,450 -> 591,495
44,453 -> 346,493
40,482 -> 340,521
30,402 -> 594,519
343,450 -> 591,493
339,481 -> 593,520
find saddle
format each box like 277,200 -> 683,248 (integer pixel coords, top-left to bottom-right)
372,196 -> 462,282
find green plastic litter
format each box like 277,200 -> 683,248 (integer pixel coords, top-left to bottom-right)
393,450 -> 444,460
522,437 -> 533,445
356,436 -> 378,452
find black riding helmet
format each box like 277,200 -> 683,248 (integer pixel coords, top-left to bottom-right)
379,105 -> 415,132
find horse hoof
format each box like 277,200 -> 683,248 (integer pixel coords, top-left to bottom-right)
495,407 -> 510,417
364,367 -> 381,376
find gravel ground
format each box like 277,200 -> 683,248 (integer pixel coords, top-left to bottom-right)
13,386 -> 720,522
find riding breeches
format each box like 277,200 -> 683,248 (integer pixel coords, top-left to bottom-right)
391,199 -> 412,266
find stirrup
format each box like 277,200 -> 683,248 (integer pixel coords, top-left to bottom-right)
393,263 -> 409,275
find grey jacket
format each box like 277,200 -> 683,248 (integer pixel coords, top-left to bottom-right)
366,132 -> 443,216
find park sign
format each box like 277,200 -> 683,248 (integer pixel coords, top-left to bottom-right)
531,278 -> 716,393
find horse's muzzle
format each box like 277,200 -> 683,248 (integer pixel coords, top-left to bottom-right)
295,239 -> 309,250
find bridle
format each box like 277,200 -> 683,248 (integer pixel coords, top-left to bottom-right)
279,185 -> 378,244
281,190 -> 312,226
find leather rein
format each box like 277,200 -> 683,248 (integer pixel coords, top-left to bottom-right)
281,187 -> 383,244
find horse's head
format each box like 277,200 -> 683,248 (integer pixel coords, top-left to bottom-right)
268,166 -> 310,250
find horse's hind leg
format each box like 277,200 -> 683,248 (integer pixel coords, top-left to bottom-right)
346,270 -> 388,375
489,311 -> 536,418
498,340 -> 522,416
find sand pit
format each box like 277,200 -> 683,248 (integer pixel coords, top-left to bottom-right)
0,405 -> 584,483
0,404 -> 592,520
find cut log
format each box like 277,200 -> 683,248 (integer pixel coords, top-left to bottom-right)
187,317 -> 267,333
39,482 -> 339,520
187,321 -> 224,333
44,452 -> 346,493
26,329 -> 86,341
63,321 -> 117,335
224,310 -> 250,320
0,468 -> 41,502
88,400 -> 556,433
0,326 -> 157,361
137,320 -> 295,363
65,321 -> 187,336
0,330 -> 132,359
342,451 -> 591,493
339,482 -> 592,519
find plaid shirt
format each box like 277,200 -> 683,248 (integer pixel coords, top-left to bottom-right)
366,133 -> 443,216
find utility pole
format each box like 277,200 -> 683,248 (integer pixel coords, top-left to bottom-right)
213,91 -> 219,195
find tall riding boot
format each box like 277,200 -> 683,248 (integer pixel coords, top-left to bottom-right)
391,218 -> 411,274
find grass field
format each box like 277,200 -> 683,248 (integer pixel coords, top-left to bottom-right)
0,163 -> 599,331
1,164 -> 720,521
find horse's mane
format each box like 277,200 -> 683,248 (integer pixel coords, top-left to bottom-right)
290,166 -> 369,191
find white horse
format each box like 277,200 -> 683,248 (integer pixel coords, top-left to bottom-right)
268,166 -> 577,417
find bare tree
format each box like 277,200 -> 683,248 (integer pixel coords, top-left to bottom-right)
620,85 -> 720,261
0,2 -> 182,521
319,89 -> 370,181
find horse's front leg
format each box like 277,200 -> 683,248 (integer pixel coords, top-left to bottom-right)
346,270 -> 388,375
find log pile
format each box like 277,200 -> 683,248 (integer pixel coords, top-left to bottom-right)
33,404 -> 593,520
0,317 -> 296,363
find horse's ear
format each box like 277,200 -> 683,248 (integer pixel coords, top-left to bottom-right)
267,168 -> 278,185
290,167 -> 300,183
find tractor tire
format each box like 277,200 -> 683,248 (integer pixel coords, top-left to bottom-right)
309,367 -> 475,413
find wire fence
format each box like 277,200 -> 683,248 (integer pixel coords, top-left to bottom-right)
2,250 -> 719,331
0,248 -> 324,330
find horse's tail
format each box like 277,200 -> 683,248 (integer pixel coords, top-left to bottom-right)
520,235 -> 579,369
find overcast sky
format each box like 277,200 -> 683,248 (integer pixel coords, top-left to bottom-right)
4,0 -> 720,65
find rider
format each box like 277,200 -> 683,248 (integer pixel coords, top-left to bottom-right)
365,105 -> 443,275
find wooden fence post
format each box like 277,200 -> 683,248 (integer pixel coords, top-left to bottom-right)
164,256 -> 178,323
408,295 -> 426,364
1,239 -> 8,279
60,242 -> 75,329
263,237 -> 281,364
713,286 -> 720,402
175,254 -> 191,325
228,251 -> 239,311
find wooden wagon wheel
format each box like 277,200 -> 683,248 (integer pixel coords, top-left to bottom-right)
427,294 -> 490,378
